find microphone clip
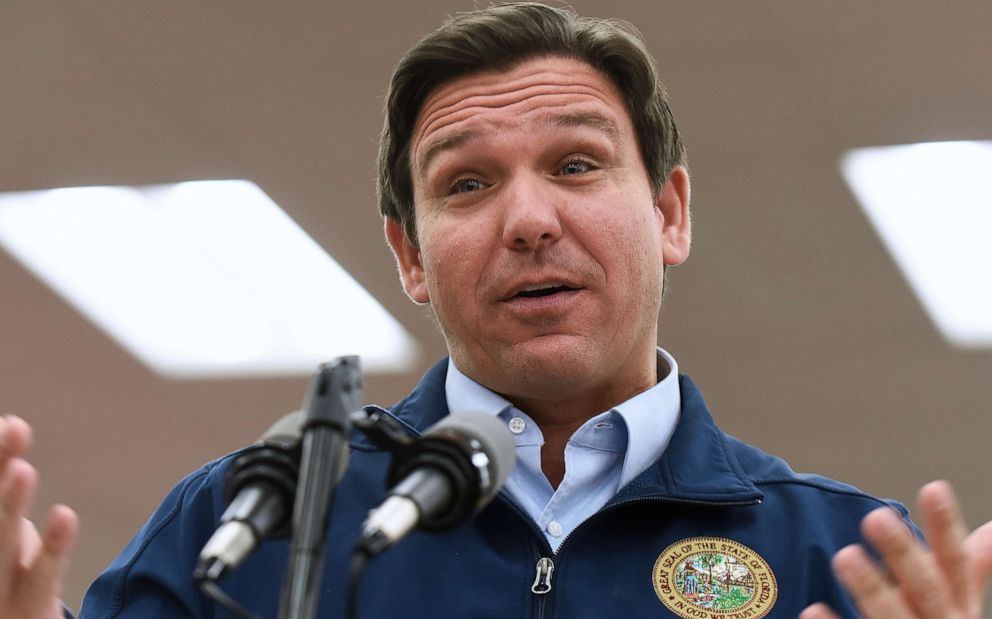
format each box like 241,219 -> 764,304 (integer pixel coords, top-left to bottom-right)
350,407 -> 418,452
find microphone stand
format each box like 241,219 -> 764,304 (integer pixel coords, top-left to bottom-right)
278,356 -> 361,619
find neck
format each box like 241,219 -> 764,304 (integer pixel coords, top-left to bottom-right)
506,369 -> 657,489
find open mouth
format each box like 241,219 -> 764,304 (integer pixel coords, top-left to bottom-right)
514,285 -> 577,299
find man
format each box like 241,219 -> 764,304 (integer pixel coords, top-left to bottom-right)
1,3 -> 990,618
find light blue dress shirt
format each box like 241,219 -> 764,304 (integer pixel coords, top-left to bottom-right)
445,348 -> 681,552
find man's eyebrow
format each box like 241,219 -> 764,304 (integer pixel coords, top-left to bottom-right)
546,112 -> 620,142
417,130 -> 474,175
416,112 -> 620,174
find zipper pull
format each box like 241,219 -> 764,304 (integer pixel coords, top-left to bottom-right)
531,557 -> 554,595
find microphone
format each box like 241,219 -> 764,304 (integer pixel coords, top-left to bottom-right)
358,411 -> 515,556
195,410 -> 347,580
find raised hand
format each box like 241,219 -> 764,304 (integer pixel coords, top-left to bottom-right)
0,416 -> 79,619
802,480 -> 992,619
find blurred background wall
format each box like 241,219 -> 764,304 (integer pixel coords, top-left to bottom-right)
1,1 -> 989,610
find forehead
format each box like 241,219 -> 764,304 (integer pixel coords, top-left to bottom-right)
411,56 -> 633,169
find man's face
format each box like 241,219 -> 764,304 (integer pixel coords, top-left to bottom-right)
387,56 -> 690,410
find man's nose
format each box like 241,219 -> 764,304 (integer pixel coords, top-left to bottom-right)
500,175 -> 563,251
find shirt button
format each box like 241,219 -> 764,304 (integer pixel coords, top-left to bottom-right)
508,417 -> 526,434
547,520 -> 563,537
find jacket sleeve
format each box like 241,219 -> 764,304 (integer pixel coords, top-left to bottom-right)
77,460 -> 228,619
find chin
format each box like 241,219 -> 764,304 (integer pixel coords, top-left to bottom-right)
496,338 -> 600,390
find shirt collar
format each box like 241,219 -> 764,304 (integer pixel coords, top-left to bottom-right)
445,363 -> 514,419
444,348 -> 682,487
614,347 -> 680,486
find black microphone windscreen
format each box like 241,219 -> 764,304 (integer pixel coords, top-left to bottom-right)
425,411 -> 515,500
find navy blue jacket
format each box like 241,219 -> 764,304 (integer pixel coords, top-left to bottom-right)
76,360 -> 913,618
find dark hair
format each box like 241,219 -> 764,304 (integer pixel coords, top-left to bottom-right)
377,1 -> 686,245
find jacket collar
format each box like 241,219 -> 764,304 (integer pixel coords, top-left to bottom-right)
611,375 -> 762,505
354,358 -> 762,505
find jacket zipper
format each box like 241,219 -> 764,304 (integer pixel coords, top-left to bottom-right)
531,557 -> 554,595
529,555 -> 552,619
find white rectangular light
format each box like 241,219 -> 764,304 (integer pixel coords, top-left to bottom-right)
842,141 -> 992,348
0,180 -> 419,378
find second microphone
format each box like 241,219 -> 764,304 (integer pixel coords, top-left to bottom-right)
358,411 -> 516,556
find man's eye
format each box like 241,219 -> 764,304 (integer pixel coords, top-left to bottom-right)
450,178 -> 485,194
560,160 -> 592,175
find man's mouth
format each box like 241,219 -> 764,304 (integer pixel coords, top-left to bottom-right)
514,284 -> 578,299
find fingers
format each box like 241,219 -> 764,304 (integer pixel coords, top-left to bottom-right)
0,417 -> 37,552
861,506 -> 954,617
0,459 -> 39,591
917,481 -> 973,613
0,416 -> 77,618
0,415 -> 34,462
0,416 -> 36,549
799,602 -> 843,619
825,483 -> 988,619
965,520 -> 992,596
19,518 -> 43,566
17,505 -> 78,617
831,544 -> 915,618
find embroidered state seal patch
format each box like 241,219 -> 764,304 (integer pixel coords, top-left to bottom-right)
652,537 -> 777,619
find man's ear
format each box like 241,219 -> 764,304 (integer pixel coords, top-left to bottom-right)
656,165 -> 691,266
385,217 -> 430,304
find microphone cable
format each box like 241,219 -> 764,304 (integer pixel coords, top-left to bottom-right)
195,572 -> 260,619
345,544 -> 372,619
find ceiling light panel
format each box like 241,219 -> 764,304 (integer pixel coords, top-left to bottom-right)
0,180 -> 419,378
842,141 -> 992,348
